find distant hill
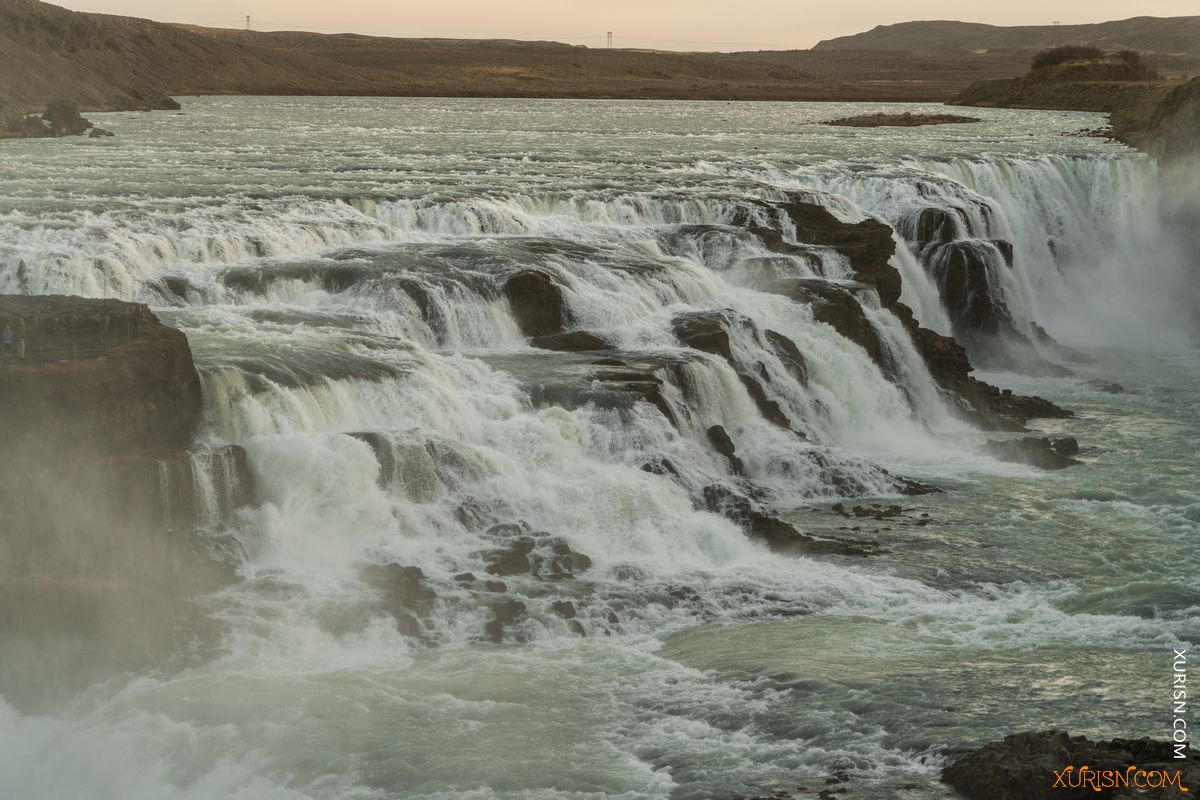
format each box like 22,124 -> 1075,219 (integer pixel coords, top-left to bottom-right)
815,16 -> 1200,74
1,0 -> 1196,118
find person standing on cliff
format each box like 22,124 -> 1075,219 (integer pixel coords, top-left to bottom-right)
1,324 -> 12,362
15,319 -> 26,359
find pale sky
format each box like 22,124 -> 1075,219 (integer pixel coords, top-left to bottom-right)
54,0 -> 1200,50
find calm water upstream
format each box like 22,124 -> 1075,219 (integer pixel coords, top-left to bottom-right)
0,97 -> 1196,799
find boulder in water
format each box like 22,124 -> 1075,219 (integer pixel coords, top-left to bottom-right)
942,730 -> 1198,800
706,425 -> 745,475
483,531 -> 593,580
42,100 -> 92,136
764,329 -> 809,386
778,199 -> 900,306
504,270 -> 569,337
484,599 -> 527,642
983,437 -> 1081,470
672,310 -> 735,362
361,563 -> 437,636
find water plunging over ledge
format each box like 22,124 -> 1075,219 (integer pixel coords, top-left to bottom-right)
0,97 -> 1195,800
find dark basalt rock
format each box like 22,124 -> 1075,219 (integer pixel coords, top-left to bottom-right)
707,425 -> 745,475
361,563 -> 437,637
826,111 -> 981,127
483,530 -> 593,581
703,483 -> 884,556
42,100 -> 92,136
777,200 -> 901,307
983,437 -> 1082,470
503,270 -> 569,337
528,330 -> 611,352
890,301 -> 1072,429
926,240 -> 1024,343
672,310 -> 803,432
672,310 -> 735,363
764,329 -> 809,386
907,206 -> 962,249
484,599 -> 527,643
0,295 -> 236,708
769,279 -> 890,373
551,600 -> 577,619
991,238 -> 1015,267
942,730 -> 1198,800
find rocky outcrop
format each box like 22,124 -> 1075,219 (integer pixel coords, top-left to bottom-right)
361,563 -> 438,637
942,730 -> 1198,800
529,330 -> 611,352
983,436 -> 1081,469
0,295 -> 201,452
0,100 -> 104,139
0,295 -> 248,710
891,302 -> 1071,428
483,530 -> 594,581
672,309 -> 806,435
769,279 -> 890,371
1140,77 -> 1200,162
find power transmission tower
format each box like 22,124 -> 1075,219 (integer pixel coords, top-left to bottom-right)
607,31 -> 613,49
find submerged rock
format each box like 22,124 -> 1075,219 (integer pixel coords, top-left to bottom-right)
942,730 -> 1198,800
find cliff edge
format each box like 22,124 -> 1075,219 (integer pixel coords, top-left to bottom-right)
0,295 -> 250,710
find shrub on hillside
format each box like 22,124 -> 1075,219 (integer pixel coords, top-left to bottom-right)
1031,45 -> 1104,70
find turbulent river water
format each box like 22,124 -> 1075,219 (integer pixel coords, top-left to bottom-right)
0,97 -> 1197,799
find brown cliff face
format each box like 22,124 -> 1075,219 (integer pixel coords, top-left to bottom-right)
0,294 -> 201,452
0,295 -> 245,710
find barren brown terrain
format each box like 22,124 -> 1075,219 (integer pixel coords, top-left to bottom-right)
4,0 -> 1197,117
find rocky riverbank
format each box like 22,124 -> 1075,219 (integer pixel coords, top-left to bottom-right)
0,295 -> 251,709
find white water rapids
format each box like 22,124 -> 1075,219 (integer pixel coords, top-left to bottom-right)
0,98 -> 1195,800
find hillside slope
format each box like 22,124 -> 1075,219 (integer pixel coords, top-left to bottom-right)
816,16 -> 1200,57
815,16 -> 1200,76
1,0 -> 1196,122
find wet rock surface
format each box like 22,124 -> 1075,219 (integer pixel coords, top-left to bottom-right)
503,270 -> 570,337
483,527 -> 594,581
983,436 -> 1082,469
361,563 -> 438,637
0,295 -> 247,709
528,330 -> 611,351
942,730 -> 1198,800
